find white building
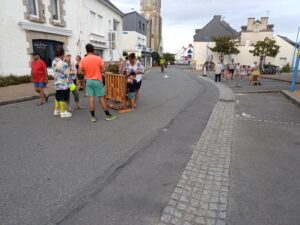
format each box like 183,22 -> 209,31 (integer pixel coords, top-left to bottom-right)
193,15 -> 297,70
0,0 -> 124,76
175,44 -> 194,64
122,11 -> 152,69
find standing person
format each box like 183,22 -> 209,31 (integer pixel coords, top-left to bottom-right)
127,71 -> 137,110
229,60 -> 235,80
202,64 -> 207,77
235,62 -> 241,79
52,47 -> 72,118
30,52 -> 48,105
117,57 -> 126,75
214,61 -> 223,82
64,52 -> 82,110
79,43 -> 117,122
75,55 -> 85,93
125,53 -> 144,107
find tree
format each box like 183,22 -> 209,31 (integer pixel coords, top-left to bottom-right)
163,52 -> 175,63
123,51 -> 128,57
209,36 -> 240,62
151,52 -> 161,66
249,37 -> 280,66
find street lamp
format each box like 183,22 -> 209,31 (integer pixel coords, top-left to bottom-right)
291,27 -> 300,70
290,48 -> 300,92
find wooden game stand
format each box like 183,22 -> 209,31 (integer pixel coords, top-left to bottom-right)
105,72 -> 132,113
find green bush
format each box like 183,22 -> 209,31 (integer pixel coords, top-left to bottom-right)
282,63 -> 291,73
0,75 -> 53,87
107,64 -> 119,73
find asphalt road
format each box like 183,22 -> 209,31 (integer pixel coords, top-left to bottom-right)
0,67 -> 219,225
228,92 -> 300,225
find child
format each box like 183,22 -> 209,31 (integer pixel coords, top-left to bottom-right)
127,71 -> 137,110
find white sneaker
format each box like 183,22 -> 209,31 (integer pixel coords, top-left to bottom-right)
60,111 -> 72,118
54,110 -> 61,116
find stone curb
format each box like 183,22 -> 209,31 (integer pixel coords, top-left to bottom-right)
281,90 -> 300,108
0,92 -> 55,106
158,77 -> 235,225
260,75 -> 300,84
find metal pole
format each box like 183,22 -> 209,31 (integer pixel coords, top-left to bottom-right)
291,27 -> 300,70
290,49 -> 299,92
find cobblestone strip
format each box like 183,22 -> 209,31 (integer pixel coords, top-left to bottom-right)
158,79 -> 234,225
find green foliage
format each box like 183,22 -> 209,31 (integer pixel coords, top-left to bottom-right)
282,63 -> 291,73
107,64 -> 119,73
0,75 -> 54,87
151,52 -> 161,66
163,52 -> 175,63
249,37 -> 280,65
209,36 -> 240,61
123,51 -> 128,57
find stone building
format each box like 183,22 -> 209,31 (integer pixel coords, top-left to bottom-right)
193,15 -> 297,69
140,0 -> 163,55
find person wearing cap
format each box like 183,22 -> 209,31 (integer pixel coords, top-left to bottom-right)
30,52 -> 48,105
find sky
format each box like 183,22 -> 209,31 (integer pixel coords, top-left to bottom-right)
110,0 -> 300,54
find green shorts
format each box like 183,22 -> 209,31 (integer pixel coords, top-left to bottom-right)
128,92 -> 136,100
86,80 -> 105,97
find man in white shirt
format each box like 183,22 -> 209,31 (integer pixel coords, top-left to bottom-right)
215,61 -> 223,82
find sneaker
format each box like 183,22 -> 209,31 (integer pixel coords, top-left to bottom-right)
90,116 -> 97,123
105,115 -> 117,121
60,111 -> 72,118
54,110 -> 61,116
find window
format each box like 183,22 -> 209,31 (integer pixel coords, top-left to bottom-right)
139,21 -> 142,30
96,15 -> 103,35
94,49 -> 104,58
32,40 -> 63,67
51,0 -> 59,21
113,20 -> 119,32
109,32 -> 116,49
142,23 -> 145,31
90,11 -> 96,33
29,0 -> 37,16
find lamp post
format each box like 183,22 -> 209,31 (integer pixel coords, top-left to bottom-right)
290,48 -> 300,92
291,27 -> 300,70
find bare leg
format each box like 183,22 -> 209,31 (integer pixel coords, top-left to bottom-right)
99,96 -> 109,111
89,96 -> 95,112
39,88 -> 46,103
134,89 -> 140,106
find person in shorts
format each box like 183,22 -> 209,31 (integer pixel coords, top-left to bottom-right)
75,55 -> 86,94
125,53 -> 144,107
30,52 -> 48,105
52,47 -> 72,118
79,43 -> 117,122
127,71 -> 137,110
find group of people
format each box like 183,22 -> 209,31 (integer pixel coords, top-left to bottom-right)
201,60 -> 258,83
30,43 -> 145,122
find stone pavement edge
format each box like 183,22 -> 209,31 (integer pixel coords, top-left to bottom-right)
158,77 -> 235,225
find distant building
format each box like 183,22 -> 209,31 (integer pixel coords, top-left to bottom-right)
140,0 -> 163,55
0,0 -> 124,76
193,15 -> 239,69
122,11 -> 152,69
175,44 -> 194,64
193,15 -> 296,69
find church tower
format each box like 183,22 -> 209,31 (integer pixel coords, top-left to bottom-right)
141,0 -> 163,55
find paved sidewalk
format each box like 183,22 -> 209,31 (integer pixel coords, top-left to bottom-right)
261,73 -> 299,84
158,78 -> 234,225
0,81 -> 55,106
281,90 -> 300,107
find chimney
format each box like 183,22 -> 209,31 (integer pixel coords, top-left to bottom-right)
261,17 -> 268,30
247,17 -> 255,31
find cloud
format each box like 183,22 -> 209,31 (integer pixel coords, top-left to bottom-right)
111,0 -> 300,53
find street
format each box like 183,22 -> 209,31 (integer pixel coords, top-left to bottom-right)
0,67 -> 219,225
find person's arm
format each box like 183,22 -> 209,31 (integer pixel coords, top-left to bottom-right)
31,69 -> 34,82
101,63 -> 107,73
44,63 -> 48,84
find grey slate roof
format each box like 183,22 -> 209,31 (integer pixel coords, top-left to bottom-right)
102,0 -> 124,16
194,15 -> 239,42
278,35 -> 297,47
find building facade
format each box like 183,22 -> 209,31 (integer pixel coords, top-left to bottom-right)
140,0 -> 163,55
193,16 -> 296,69
0,0 -> 124,76
122,11 -> 152,69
